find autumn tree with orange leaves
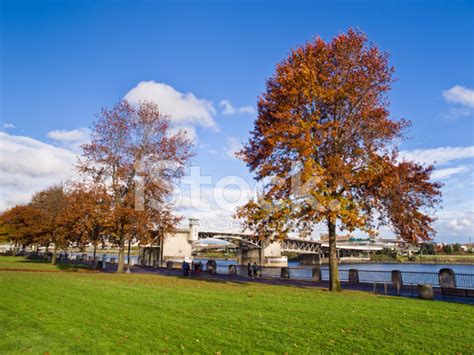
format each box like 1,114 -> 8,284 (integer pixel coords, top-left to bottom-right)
1,184 -> 111,265
79,100 -> 194,273
1,204 -> 46,252
237,30 -> 441,291
30,185 -> 70,264
62,183 -> 112,268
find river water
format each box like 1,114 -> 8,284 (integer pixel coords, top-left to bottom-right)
73,252 -> 474,275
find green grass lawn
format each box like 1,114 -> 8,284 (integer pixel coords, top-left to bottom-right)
0,257 -> 473,353
0,256 -> 91,271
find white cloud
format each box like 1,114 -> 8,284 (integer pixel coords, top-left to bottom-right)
2,123 -> 15,129
430,165 -> 469,180
441,107 -> 472,120
399,146 -> 474,166
429,168 -> 474,242
398,146 -> 473,241
47,128 -> 89,142
47,128 -> 90,150
0,131 -> 77,211
125,81 -> 216,129
176,187 -> 254,232
443,85 -> 474,108
224,136 -> 243,160
219,100 -> 235,115
219,100 -> 256,115
435,209 -> 474,241
448,217 -> 472,232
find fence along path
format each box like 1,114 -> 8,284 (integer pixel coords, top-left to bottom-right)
209,264 -> 474,289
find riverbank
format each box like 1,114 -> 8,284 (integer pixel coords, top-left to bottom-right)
1,256 -> 473,353
366,254 -> 474,265
333,256 -> 474,265
411,254 -> 474,264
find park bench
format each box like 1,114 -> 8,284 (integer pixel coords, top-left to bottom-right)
438,268 -> 474,300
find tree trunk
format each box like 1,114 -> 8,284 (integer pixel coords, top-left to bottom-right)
51,244 -> 58,265
328,220 -> 342,291
117,240 -> 125,273
92,244 -> 97,269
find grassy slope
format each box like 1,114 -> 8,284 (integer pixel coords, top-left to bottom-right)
0,258 -> 473,354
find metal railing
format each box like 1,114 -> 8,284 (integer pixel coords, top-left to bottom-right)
8,251 -> 474,290
203,263 -> 474,290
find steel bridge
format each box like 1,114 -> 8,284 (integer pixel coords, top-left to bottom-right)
197,231 -> 384,254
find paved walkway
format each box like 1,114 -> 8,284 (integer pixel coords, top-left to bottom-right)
99,263 -> 474,305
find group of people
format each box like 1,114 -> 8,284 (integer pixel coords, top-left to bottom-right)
247,262 -> 260,279
181,260 -> 202,276
181,260 -> 261,279
58,252 -> 70,260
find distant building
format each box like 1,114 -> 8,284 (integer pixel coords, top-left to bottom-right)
320,234 -> 352,243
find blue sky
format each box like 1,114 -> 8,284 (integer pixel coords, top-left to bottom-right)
1,0 -> 473,242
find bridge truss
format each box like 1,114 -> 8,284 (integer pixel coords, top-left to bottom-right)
197,231 -> 324,254
280,238 -> 322,254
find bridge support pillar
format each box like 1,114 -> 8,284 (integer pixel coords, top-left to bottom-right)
312,267 -> 322,281
238,241 -> 287,267
238,248 -> 262,265
298,253 -> 322,265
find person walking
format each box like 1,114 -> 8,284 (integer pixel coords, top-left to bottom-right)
196,261 -> 202,276
184,261 -> 190,276
252,262 -> 258,278
181,260 -> 186,276
247,262 -> 253,279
